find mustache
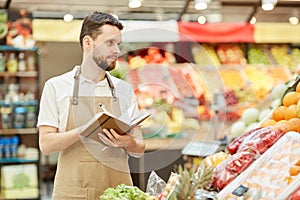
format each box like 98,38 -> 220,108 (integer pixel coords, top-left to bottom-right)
108,55 -> 118,61
98,60 -> 116,71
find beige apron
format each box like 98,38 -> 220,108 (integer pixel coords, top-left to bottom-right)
52,68 -> 133,200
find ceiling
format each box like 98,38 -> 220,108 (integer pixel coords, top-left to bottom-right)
0,0 -> 300,23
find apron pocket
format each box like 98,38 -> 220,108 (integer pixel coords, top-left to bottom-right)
53,186 -> 87,199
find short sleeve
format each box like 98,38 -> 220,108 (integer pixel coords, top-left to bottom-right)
37,81 -> 59,128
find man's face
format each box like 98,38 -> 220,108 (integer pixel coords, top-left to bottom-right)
92,25 -> 122,71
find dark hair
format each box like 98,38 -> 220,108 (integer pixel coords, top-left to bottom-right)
79,11 -> 123,48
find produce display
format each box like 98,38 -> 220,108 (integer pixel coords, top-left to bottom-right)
247,46 -> 271,65
215,44 -> 247,65
267,66 -> 292,84
260,76 -> 300,132
111,45 -> 300,200
145,76 -> 300,200
214,126 -> 286,191
191,43 -> 221,66
163,165 -> 215,200
100,184 -> 158,200
292,48 -> 300,66
219,68 -> 246,89
270,45 -> 297,72
242,65 -> 274,99
217,132 -> 300,200
229,86 -> 284,138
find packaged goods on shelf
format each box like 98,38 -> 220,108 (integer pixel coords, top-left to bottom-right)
1,164 -> 39,199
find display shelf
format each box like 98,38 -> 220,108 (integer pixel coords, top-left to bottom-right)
0,71 -> 38,77
217,131 -> 300,199
0,46 -> 40,200
0,157 -> 38,164
0,128 -> 38,135
0,195 -> 39,200
0,45 -> 38,52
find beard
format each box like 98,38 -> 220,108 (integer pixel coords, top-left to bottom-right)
93,54 -> 117,71
97,60 -> 116,71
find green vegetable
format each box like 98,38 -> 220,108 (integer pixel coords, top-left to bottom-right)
100,184 -> 156,200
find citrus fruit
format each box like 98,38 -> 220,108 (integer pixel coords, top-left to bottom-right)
288,118 -> 300,132
289,166 -> 300,176
282,92 -> 300,107
272,106 -> 287,121
296,82 -> 300,92
275,119 -> 290,132
260,119 -> 276,127
284,104 -> 298,120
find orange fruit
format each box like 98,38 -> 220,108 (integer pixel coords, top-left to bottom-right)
260,119 -> 276,127
275,120 -> 290,131
284,104 -> 298,120
284,176 -> 294,184
272,106 -> 287,121
282,92 -> 300,107
295,159 -> 300,166
296,82 -> 300,92
288,118 -> 300,132
289,166 -> 300,176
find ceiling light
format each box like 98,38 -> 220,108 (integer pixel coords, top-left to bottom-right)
128,0 -> 142,8
63,13 -> 73,22
195,0 -> 211,10
250,16 -> 257,24
261,0 -> 277,11
198,16 -> 207,24
289,10 -> 299,25
289,16 -> 299,25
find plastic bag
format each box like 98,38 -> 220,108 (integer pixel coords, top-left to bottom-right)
146,171 -> 167,198
237,126 -> 285,155
213,151 -> 255,190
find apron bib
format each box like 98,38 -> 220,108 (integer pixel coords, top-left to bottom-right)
52,68 -> 132,200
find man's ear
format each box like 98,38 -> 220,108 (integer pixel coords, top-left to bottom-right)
83,35 -> 92,50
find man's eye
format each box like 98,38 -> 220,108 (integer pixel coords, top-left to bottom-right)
107,41 -> 114,46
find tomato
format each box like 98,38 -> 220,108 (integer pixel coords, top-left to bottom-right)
213,168 -> 236,191
227,127 -> 262,155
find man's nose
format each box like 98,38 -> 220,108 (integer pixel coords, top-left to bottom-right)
113,45 -> 120,55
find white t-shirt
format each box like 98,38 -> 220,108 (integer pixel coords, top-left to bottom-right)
37,66 -> 139,132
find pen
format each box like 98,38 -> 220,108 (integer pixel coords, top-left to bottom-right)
99,103 -> 109,113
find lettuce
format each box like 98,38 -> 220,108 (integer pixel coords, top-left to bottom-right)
100,184 -> 155,200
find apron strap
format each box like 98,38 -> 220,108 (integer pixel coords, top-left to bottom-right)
72,68 -> 118,105
72,67 -> 81,105
105,73 -> 117,101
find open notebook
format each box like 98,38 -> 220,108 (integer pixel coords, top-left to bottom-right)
80,110 -> 150,143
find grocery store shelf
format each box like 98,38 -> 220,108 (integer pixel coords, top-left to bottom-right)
0,128 -> 38,135
0,71 -> 38,77
0,45 -> 38,52
0,157 -> 39,164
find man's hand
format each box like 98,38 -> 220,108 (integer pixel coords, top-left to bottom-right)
98,126 -> 145,157
98,129 -> 134,148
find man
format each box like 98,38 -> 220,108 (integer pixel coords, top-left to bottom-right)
37,11 -> 145,199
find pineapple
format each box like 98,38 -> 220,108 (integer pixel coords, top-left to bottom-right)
195,164 -> 214,190
167,165 -> 214,200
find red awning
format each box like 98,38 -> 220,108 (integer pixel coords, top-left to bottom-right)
178,22 -> 255,43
